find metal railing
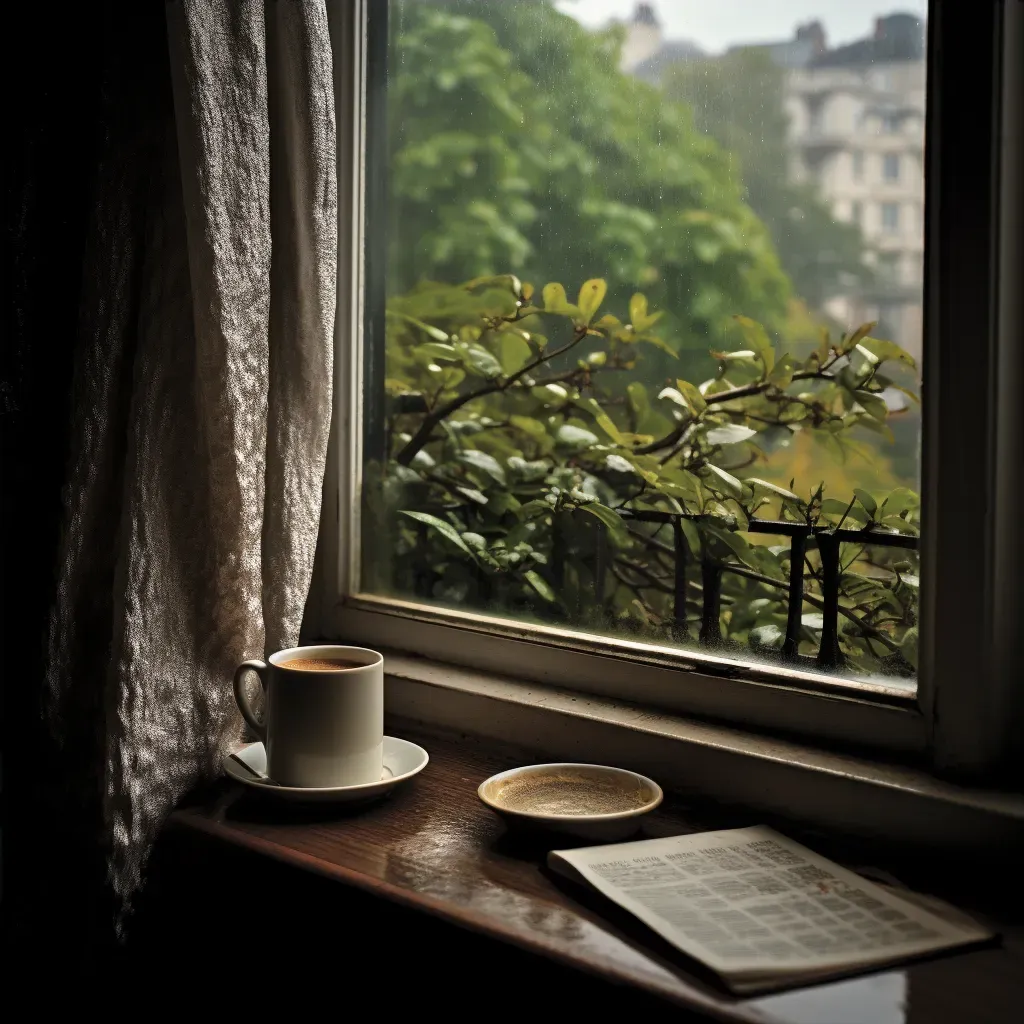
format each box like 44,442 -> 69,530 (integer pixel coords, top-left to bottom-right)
406,505 -> 918,673
618,510 -> 918,670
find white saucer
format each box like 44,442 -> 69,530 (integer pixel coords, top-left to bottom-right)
223,736 -> 429,803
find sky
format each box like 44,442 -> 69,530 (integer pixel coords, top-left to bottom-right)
554,0 -> 928,54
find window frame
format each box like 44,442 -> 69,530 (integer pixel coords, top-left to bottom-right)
316,0 -> 1022,783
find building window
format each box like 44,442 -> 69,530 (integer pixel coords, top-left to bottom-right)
851,200 -> 863,224
881,111 -> 901,133
883,153 -> 900,181
852,150 -> 864,180
881,202 -> 900,232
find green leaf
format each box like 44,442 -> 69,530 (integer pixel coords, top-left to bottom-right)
498,332 -> 532,375
509,415 -> 548,440
576,278 -> 607,323
400,511 -> 473,557
749,624 -> 784,650
853,488 -> 877,516
859,336 -> 916,369
577,396 -> 624,444
457,449 -> 506,485
433,366 -> 465,390
819,498 -> 871,525
898,626 -> 919,668
455,486 -> 488,505
839,322 -> 877,355
880,486 -> 919,518
657,386 -> 688,409
629,292 -> 647,329
767,354 -> 798,388
417,341 -> 460,361
390,311 -> 450,342
629,292 -> 661,331
463,345 -> 503,379
679,518 -> 701,557
675,378 -> 707,415
577,501 -> 629,546
555,424 -> 599,450
854,390 -> 888,422
705,423 -> 757,446
702,464 -> 745,499
524,570 -> 557,603
488,492 -> 522,515
733,315 -> 775,373
747,477 -> 802,503
542,282 -> 576,315
637,331 -> 673,355
605,453 -> 635,474
519,499 -> 554,520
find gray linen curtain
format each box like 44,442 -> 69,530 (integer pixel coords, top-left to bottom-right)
46,0 -> 336,913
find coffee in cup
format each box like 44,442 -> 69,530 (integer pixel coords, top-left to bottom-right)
233,645 -> 384,788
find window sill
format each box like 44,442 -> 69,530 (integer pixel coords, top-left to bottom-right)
169,726 -> 1022,1021
381,651 -> 1024,857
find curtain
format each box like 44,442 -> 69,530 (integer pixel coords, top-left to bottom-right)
45,0 -> 337,917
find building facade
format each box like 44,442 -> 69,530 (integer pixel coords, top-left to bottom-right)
787,16 -> 926,360
618,6 -> 926,361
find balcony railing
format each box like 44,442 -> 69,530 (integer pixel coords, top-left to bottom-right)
407,507 -> 918,675
617,510 -> 917,671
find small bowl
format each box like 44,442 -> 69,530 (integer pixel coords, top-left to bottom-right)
477,762 -> 663,842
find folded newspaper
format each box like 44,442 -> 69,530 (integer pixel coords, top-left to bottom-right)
547,825 -> 993,994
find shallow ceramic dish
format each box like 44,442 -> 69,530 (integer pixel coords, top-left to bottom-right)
223,736 -> 428,804
477,762 -> 663,842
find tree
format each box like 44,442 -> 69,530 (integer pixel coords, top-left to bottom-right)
663,47 -> 873,311
388,0 -> 791,374
368,274 -> 920,679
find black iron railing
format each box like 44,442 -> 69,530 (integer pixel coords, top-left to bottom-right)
406,505 -> 918,673
618,511 -> 918,670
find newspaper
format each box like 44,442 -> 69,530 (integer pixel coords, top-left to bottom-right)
547,825 -> 993,994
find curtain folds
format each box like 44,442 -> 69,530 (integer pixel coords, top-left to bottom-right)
46,0 -> 337,914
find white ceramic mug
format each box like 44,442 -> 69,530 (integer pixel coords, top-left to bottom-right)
233,645 -> 384,788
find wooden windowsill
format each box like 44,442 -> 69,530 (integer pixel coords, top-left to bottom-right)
169,725 -> 1022,1022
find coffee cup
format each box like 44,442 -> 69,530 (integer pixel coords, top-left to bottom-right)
233,645 -> 384,788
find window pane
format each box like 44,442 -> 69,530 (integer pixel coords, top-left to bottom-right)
360,1 -> 927,692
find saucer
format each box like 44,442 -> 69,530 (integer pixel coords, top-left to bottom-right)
478,762 -> 663,841
223,736 -> 429,803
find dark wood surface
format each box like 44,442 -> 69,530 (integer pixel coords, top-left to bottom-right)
169,726 -> 1022,1022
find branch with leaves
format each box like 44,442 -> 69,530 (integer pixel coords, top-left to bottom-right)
375,273 -> 921,678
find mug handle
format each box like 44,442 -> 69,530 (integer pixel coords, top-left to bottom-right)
233,660 -> 268,741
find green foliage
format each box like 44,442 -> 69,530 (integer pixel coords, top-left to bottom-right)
388,0 -> 791,363
366,274 -> 921,679
663,47 -> 874,310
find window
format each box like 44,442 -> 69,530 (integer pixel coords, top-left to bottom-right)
880,110 -> 901,133
852,150 -> 864,181
883,153 -> 900,181
326,0 -> 1023,776
850,200 -> 863,225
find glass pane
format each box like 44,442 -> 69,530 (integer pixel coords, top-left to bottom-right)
360,1 -> 927,692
